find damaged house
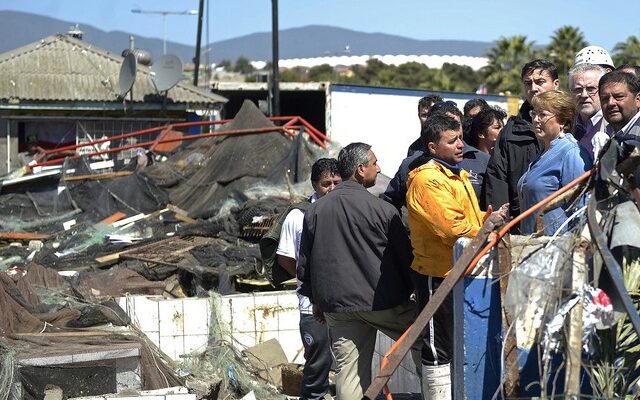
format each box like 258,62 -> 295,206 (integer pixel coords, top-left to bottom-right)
0,32 -> 227,174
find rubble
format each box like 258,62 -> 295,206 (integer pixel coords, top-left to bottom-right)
0,100 -> 332,399
1,98 -> 638,399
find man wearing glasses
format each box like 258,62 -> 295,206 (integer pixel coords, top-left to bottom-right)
484,59 -> 559,230
568,63 -> 608,158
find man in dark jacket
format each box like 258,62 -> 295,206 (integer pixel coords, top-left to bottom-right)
384,104 -> 488,208
407,94 -> 444,156
483,59 -> 559,229
299,142 -> 420,400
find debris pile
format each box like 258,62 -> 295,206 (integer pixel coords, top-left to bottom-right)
0,100 -> 335,399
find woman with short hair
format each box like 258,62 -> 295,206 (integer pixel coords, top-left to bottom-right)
517,90 -> 593,235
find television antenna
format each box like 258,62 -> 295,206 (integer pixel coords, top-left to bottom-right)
149,54 -> 183,92
118,52 -> 137,100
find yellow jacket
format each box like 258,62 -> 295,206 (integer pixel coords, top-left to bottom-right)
406,160 -> 486,277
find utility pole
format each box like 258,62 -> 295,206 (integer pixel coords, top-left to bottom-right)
271,0 -> 280,117
131,9 -> 197,55
193,0 -> 205,87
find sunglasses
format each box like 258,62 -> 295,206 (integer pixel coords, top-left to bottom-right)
431,100 -> 458,110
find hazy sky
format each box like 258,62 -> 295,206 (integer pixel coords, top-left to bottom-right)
3,0 -> 639,51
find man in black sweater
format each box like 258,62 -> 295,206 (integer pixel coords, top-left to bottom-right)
483,59 -> 559,230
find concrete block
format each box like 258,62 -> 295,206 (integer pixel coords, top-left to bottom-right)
158,335 -> 184,361
159,300 -> 184,336
131,297 -> 161,333
242,338 -> 288,388
231,331 -> 257,350
229,295 -> 255,333
182,299 -> 209,335
183,335 -> 209,355
277,329 -> 305,364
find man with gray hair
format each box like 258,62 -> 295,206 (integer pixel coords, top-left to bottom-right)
299,142 -> 420,400
569,63 -> 609,158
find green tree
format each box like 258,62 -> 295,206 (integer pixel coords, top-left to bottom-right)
482,35 -> 535,94
612,35 -> 640,66
440,63 -> 481,92
353,58 -> 388,84
280,66 -> 308,82
308,64 -> 335,81
233,56 -> 255,74
392,62 -> 431,88
217,59 -> 232,70
545,25 -> 588,74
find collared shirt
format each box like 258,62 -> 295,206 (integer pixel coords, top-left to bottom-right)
575,110 -> 604,156
607,111 -> 640,140
382,143 -> 487,209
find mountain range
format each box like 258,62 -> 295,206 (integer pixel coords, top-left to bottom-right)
0,10 -> 495,64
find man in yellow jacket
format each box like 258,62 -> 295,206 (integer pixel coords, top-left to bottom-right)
406,113 -> 507,399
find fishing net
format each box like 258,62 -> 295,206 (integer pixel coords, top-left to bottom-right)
179,291 -> 284,399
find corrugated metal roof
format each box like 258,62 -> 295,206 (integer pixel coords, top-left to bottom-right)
0,34 -> 227,106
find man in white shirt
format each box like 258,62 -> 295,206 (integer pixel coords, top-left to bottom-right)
276,158 -> 341,400
569,63 -> 608,158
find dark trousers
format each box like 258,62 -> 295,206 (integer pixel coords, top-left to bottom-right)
299,313 -> 332,400
411,272 -> 454,366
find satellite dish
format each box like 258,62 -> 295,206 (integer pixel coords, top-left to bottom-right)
150,54 -> 183,92
118,53 -> 137,98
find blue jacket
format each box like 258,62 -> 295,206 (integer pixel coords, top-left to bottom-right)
517,133 -> 592,235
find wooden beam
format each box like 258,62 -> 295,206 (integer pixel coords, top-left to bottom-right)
498,234 -> 519,397
0,232 -> 50,240
98,212 -> 127,225
62,171 -> 133,182
565,239 -> 588,396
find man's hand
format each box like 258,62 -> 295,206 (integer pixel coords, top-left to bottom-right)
276,255 -> 297,278
312,304 -> 326,324
484,203 -> 509,225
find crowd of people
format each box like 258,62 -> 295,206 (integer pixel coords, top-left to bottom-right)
272,45 -> 640,400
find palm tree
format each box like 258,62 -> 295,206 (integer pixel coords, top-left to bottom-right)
482,35 -> 534,94
612,35 -> 640,67
545,26 -> 588,74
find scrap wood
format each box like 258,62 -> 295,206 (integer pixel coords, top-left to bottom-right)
98,212 -> 127,225
95,251 -> 125,265
62,170 -> 133,182
167,204 -> 190,216
173,213 -> 197,224
112,213 -> 146,227
498,235 -> 519,397
0,232 -> 50,240
167,204 -> 197,223
565,239 -> 588,397
15,331 -> 111,337
96,236 -> 193,265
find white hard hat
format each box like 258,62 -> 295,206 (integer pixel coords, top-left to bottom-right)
574,46 -> 615,68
